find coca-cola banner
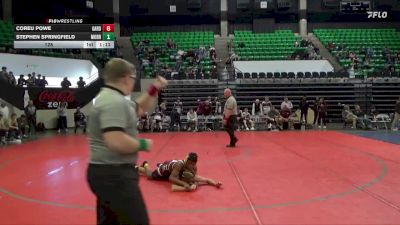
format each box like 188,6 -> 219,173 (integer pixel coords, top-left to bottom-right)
0,78 -> 104,110
35,89 -> 77,109
26,79 -> 103,110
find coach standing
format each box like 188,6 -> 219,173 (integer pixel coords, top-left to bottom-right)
87,58 -> 167,225
223,88 -> 238,148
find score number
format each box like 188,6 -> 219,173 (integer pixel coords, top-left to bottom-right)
102,24 -> 115,32
102,24 -> 115,41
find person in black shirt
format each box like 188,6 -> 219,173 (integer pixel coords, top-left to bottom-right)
61,77 -> 71,88
169,108 -> 181,131
17,75 -> 25,87
77,76 -> 86,88
41,76 -> 48,87
74,107 -> 87,134
7,71 -> 16,85
36,74 -> 43,87
299,96 -> 309,124
138,112 -> 149,132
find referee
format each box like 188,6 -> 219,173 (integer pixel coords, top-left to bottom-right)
223,88 -> 238,147
87,58 -> 167,225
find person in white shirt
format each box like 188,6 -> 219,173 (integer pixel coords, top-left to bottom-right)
173,97 -> 183,115
186,108 -> 198,132
262,97 -> 272,115
151,110 -> 163,132
57,101 -> 68,133
281,97 -> 293,111
0,102 -> 9,119
242,108 -> 255,131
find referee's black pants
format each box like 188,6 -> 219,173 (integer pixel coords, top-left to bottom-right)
87,164 -> 149,225
224,115 -> 238,145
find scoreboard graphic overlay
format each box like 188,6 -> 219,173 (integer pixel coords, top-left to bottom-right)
14,18 -> 115,49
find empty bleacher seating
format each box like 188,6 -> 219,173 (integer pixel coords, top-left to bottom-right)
235,82 -> 359,121
0,20 -> 13,51
159,80 -> 220,115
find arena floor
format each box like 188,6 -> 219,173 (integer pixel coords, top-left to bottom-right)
0,130 -> 399,224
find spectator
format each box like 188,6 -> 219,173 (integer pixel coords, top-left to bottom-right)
26,74 -> 34,87
366,47 -> 373,58
242,108 -> 255,131
173,97 -> 183,115
266,105 -> 280,130
17,75 -> 25,86
317,98 -> 327,129
328,41 -> 335,51
74,107 -> 87,134
77,76 -> 86,88
36,74 -> 42,86
391,97 -> 400,131
159,100 -> 167,116
278,106 -> 292,130
349,52 -> 356,60
17,114 -> 29,138
138,112 -> 149,132
150,110 -> 163,132
281,97 -> 293,111
262,97 -> 272,115
24,100 -> 36,136
57,101 -> 68,133
41,76 -> 48,87
353,105 -> 374,129
186,108 -> 198,132
236,109 -> 244,131
7,71 -> 16,85
343,105 -> 357,129
214,97 -> 222,115
299,96 -> 309,124
30,73 -> 37,86
370,105 -> 379,119
61,77 -> 72,89
169,108 -> 181,131
252,99 -> 262,116
0,112 -> 9,145
8,113 -> 21,141
197,100 -> 213,131
0,67 -> 8,83
0,102 -> 9,119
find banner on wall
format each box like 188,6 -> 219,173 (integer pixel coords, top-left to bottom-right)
25,79 -> 103,110
32,89 -> 78,109
0,78 -> 104,110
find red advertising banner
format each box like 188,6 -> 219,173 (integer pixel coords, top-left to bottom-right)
33,89 -> 79,109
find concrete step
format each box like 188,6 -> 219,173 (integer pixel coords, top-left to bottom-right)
308,33 -> 343,72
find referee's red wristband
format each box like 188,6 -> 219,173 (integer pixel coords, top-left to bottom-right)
148,84 -> 159,97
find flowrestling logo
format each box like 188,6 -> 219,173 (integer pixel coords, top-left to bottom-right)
367,11 -> 388,19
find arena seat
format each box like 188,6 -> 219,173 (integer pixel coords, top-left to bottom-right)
314,28 -> 400,78
131,31 -> 215,78
0,20 -> 14,50
234,30 -> 304,61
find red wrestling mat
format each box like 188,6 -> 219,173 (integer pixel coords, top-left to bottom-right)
0,131 -> 399,225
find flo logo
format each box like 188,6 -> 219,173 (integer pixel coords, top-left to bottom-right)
367,11 -> 388,19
